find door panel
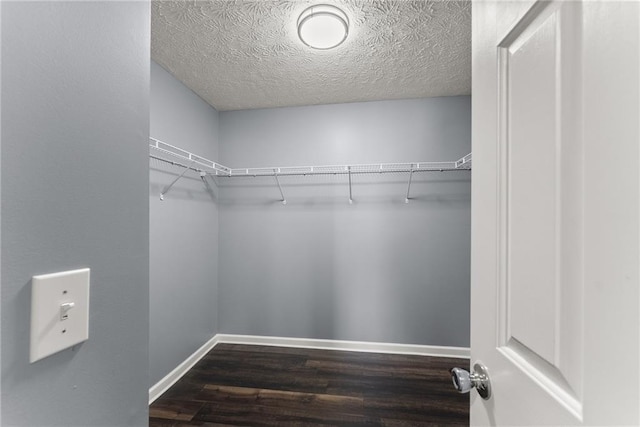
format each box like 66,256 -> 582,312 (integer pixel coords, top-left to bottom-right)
471,0 -> 639,425
498,1 -> 583,416
504,5 -> 560,366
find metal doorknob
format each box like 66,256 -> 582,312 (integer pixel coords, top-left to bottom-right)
450,363 -> 491,400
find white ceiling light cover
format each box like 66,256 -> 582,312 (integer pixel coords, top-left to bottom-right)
298,5 -> 349,50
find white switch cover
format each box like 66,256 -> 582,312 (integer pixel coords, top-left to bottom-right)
30,268 -> 90,363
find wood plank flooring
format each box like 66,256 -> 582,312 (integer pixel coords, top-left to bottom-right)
149,344 -> 469,426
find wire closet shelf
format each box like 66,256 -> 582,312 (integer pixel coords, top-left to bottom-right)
150,137 -> 472,177
150,138 -> 230,175
149,137 -> 472,203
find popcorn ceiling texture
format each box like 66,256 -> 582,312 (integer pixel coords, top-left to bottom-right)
151,0 -> 471,111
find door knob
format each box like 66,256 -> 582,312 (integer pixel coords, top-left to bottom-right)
450,362 -> 491,399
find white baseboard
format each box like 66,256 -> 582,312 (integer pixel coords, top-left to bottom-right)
149,333 -> 469,404
216,334 -> 470,359
148,334 -> 220,405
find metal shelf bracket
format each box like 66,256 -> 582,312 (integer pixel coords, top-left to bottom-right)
405,164 -> 415,204
348,166 -> 353,204
160,160 -> 195,201
274,169 -> 287,205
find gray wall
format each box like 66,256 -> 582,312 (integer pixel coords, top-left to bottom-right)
0,1 -> 3,421
150,61 -> 219,386
218,96 -> 471,347
1,2 -> 149,426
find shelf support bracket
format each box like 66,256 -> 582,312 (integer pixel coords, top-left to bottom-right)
455,153 -> 472,169
348,166 -> 353,204
160,161 -> 195,201
274,169 -> 287,205
405,164 -> 415,204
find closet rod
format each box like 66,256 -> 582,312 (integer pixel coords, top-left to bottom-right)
222,166 -> 469,177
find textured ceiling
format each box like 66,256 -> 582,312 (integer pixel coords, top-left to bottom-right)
151,0 -> 471,111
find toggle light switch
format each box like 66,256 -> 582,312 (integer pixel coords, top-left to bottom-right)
60,302 -> 75,320
30,268 -> 90,363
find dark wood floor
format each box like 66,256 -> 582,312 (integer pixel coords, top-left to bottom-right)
149,344 -> 469,426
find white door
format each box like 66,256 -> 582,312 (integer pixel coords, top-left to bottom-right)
470,0 -> 639,425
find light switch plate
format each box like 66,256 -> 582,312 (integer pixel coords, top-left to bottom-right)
30,268 -> 90,363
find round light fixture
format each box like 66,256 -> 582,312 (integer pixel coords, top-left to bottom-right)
297,5 -> 349,50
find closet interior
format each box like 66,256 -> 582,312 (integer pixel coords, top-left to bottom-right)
149,0 -> 472,424
149,59 -> 472,387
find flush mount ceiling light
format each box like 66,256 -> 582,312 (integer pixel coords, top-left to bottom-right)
297,4 -> 349,50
